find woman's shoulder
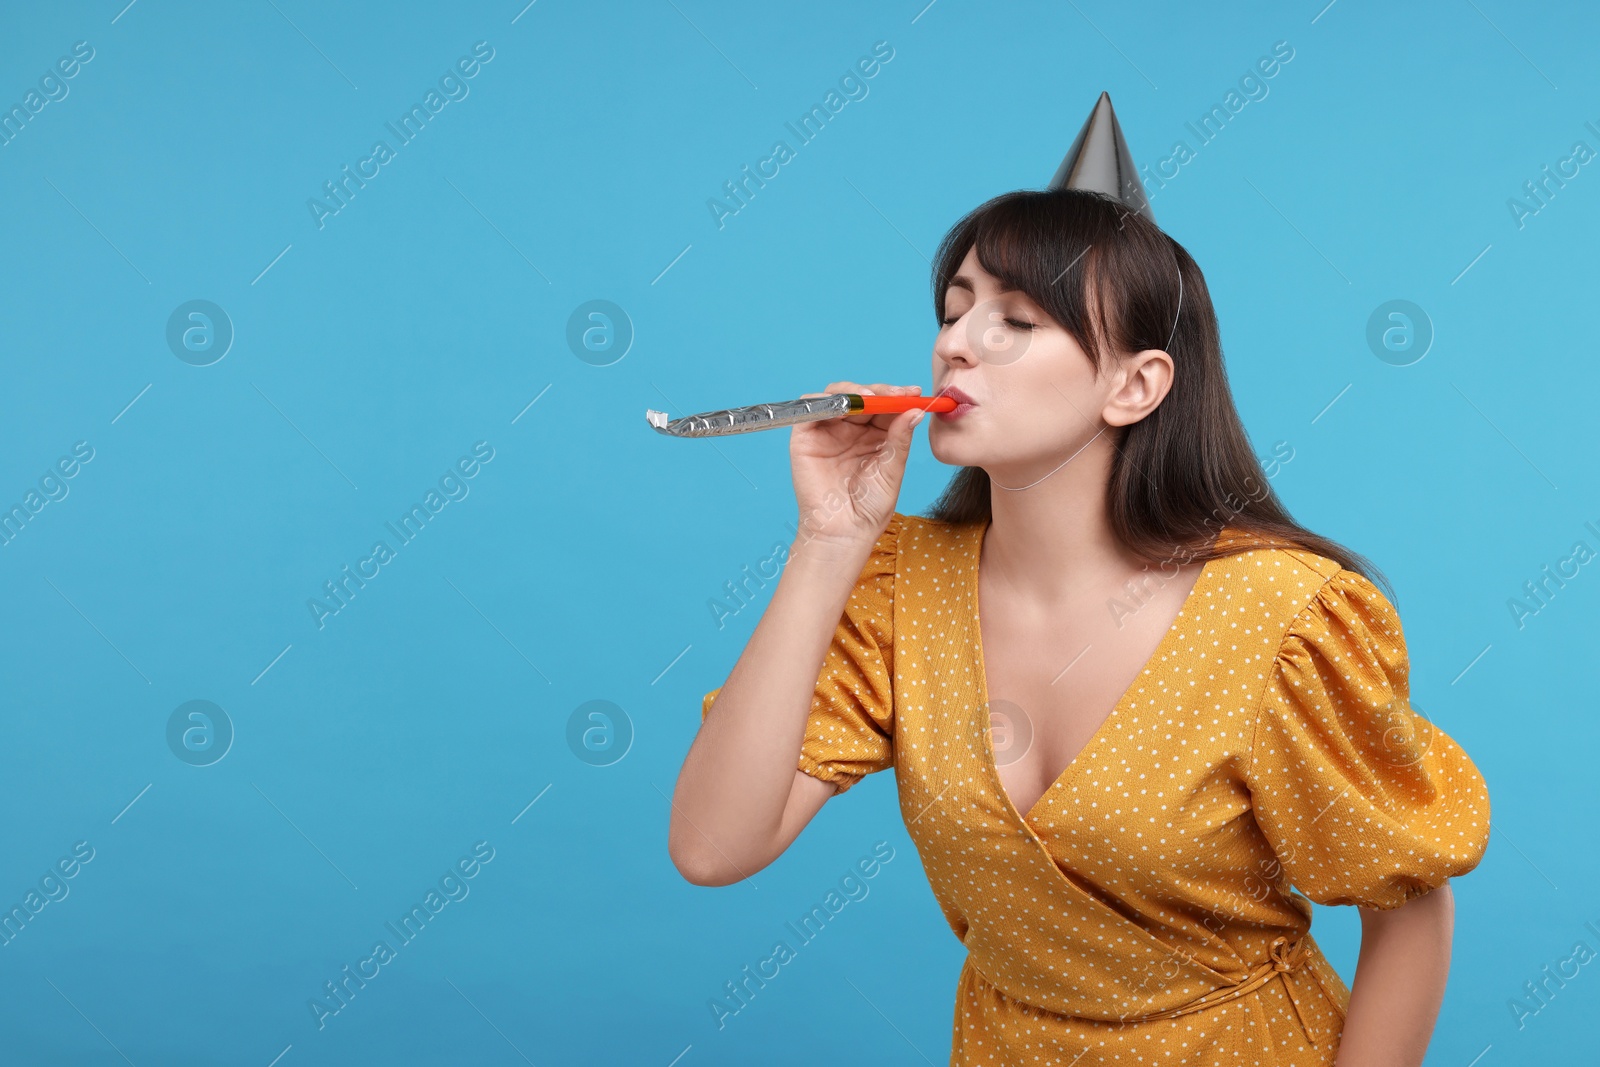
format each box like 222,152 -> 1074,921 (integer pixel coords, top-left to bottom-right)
1211,529 -> 1344,581
896,511 -> 971,533
889,519 -> 1391,638
1203,539 -> 1400,661
1205,544 -> 1410,713
894,512 -> 984,554
1210,534 -> 1380,608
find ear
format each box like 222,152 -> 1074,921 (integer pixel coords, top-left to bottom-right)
1101,349 -> 1174,427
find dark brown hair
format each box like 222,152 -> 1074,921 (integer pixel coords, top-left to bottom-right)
922,188 -> 1388,595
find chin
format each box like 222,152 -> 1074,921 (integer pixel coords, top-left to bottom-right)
928,433 -> 985,469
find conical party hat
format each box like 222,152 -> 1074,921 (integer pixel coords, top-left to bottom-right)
1046,91 -> 1155,224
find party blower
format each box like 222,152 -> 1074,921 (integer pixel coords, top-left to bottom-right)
645,391 -> 957,438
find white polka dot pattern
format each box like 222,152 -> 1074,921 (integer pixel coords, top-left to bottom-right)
700,513 -> 1491,1065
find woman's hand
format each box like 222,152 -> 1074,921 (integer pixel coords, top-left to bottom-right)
789,381 -> 925,553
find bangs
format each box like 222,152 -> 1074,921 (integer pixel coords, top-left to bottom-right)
932,191 -> 1118,369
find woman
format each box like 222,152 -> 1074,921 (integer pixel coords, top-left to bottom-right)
670,187 -> 1490,1066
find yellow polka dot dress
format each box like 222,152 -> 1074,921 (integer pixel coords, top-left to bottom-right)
700,513 -> 1490,1065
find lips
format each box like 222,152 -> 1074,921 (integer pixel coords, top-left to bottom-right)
933,383 -> 978,421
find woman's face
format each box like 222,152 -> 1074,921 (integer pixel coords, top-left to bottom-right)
928,245 -> 1116,480
928,244 -> 1177,483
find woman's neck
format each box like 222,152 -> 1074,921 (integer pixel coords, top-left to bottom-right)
982,437 -> 1140,605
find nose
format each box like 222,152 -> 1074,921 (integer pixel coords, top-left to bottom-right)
934,311 -> 981,371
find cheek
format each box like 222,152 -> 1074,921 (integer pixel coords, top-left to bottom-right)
1001,347 -> 1095,410
998,361 -> 1106,447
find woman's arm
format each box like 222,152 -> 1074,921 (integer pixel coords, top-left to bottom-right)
1333,881 -> 1456,1067
669,539 -> 870,886
668,382 -> 924,888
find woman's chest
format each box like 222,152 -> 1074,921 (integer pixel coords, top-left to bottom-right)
976,568 -> 1204,822
884,519 -> 1340,959
885,521 -> 1277,876
893,636 -> 1266,916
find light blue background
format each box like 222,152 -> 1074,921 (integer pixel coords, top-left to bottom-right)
1,1 -> 1594,1063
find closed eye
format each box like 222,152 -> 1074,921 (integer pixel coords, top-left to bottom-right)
940,314 -> 1036,330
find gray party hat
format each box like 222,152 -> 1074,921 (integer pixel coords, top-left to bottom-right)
1046,91 -> 1155,224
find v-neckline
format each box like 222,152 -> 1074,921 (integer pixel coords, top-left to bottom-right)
967,518 -> 1221,830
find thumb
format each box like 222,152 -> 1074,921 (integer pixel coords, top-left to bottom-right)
870,407 -> 922,480
890,406 -> 925,454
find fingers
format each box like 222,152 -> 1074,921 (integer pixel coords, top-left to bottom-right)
872,405 -> 924,459
862,383 -> 923,428
893,404 -> 926,446
812,381 -> 864,419
826,381 -> 923,424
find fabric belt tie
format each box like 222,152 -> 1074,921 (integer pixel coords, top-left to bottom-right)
1120,935 -> 1320,1045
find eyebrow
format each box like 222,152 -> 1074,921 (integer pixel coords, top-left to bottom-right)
946,273 -> 1022,295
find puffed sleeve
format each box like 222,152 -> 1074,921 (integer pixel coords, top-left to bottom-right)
1245,568 -> 1490,909
700,513 -> 899,795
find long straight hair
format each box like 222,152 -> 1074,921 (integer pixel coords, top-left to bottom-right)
923,188 -> 1388,594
